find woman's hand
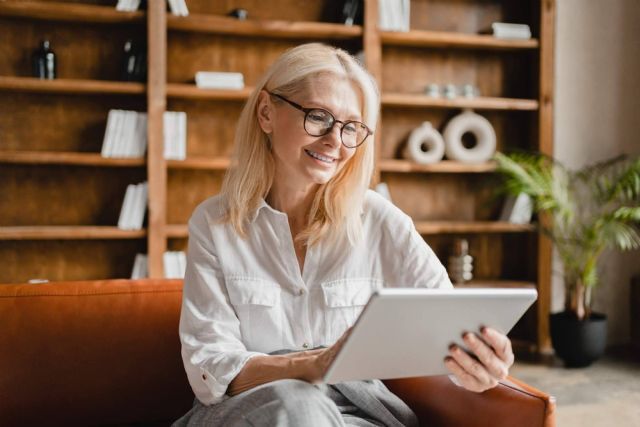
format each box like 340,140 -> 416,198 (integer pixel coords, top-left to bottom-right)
302,327 -> 353,383
444,327 -> 514,393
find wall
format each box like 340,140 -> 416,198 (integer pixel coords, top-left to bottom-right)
553,0 -> 640,345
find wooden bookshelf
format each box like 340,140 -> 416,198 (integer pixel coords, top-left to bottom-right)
0,1 -> 145,24
0,151 -> 145,167
381,93 -> 539,111
167,14 -> 363,39
380,30 -> 539,50
0,76 -> 145,95
0,226 -> 146,240
0,0 -> 555,354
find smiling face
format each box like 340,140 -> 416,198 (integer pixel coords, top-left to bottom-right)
257,75 -> 363,193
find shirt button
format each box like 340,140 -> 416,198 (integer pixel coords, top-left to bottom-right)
297,289 -> 304,296
302,342 -> 309,349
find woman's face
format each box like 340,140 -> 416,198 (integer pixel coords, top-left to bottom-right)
258,76 -> 363,191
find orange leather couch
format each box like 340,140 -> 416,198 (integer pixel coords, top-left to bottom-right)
0,279 -> 556,426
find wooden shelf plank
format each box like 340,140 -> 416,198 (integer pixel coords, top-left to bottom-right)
166,224 -> 188,238
0,76 -> 145,95
379,159 -> 497,173
0,1 -> 145,23
0,226 -> 147,240
0,151 -> 145,167
382,93 -> 539,110
167,14 -> 362,39
415,221 -> 535,234
166,83 -> 252,100
455,280 -> 537,289
168,157 -> 231,170
381,30 -> 539,50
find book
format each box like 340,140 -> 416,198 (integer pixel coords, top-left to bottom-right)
131,253 -> 148,279
195,71 -> 244,90
117,184 -> 136,230
490,22 -> 532,40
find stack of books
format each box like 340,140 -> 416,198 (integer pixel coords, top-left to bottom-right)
115,0 -> 141,11
164,111 -> 187,160
164,251 -> 187,279
117,181 -> 148,230
490,23 -> 532,40
168,0 -> 189,16
130,253 -> 148,279
378,0 -> 410,32
195,71 -> 245,90
101,110 -> 147,158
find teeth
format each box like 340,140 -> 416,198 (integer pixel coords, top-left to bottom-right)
306,150 -> 334,163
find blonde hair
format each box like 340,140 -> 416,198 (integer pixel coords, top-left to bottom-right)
221,43 -> 380,246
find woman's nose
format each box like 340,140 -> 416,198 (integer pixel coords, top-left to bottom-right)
322,124 -> 342,148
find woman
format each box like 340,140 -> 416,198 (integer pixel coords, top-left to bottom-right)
173,43 -> 513,426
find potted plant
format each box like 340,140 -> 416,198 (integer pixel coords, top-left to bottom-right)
494,151 -> 640,367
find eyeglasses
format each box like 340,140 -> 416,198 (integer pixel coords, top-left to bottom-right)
267,91 -> 372,148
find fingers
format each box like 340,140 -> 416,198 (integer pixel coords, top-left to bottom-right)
481,327 -> 514,366
462,332 -> 509,380
444,355 -> 493,393
447,344 -> 497,391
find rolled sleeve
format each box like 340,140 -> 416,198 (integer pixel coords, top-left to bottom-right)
179,210 -> 266,405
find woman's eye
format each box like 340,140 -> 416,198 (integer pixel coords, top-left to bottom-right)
308,110 -> 330,123
344,123 -> 357,134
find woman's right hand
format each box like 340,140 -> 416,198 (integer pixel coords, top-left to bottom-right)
301,327 -> 353,383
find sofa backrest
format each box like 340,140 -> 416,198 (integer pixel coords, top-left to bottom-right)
0,279 -> 194,427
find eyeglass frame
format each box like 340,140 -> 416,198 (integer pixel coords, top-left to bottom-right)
265,91 -> 373,148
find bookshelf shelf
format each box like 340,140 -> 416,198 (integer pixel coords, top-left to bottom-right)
0,76 -> 145,95
168,157 -> 230,170
165,224 -> 189,239
166,84 -> 252,100
380,30 -> 539,50
0,226 -> 147,240
0,1 -> 145,24
0,151 -> 145,167
167,14 -> 362,39
381,93 -> 539,111
379,159 -> 497,173
414,221 -> 535,235
456,280 -> 537,289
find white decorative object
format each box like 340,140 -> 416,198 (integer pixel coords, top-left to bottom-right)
448,238 -> 473,284
443,109 -> 496,163
499,193 -> 533,224
425,83 -> 440,98
403,121 -> 445,164
491,22 -> 531,40
443,84 -> 457,99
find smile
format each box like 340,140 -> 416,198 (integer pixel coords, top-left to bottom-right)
305,149 -> 337,164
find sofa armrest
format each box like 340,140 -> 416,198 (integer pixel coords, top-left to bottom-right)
383,375 -> 556,427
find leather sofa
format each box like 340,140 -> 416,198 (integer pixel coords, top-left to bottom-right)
0,279 -> 556,426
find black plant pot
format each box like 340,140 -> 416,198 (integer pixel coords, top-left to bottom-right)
550,311 -> 607,367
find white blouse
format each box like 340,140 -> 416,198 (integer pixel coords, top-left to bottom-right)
179,190 -> 453,405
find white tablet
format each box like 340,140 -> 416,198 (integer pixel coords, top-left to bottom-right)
322,287 -> 537,384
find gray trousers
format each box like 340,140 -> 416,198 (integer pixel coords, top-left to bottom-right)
171,378 -> 419,427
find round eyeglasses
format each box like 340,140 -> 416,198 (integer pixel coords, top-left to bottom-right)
267,91 -> 372,148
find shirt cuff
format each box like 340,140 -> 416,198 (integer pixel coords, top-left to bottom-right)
199,351 -> 265,405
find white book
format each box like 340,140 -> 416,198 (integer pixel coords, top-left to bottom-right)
130,182 -> 148,230
379,0 -> 392,31
115,0 -> 129,11
178,0 -> 189,16
125,111 -> 139,157
117,184 -> 136,229
163,251 -> 180,278
163,111 -> 176,160
111,110 -> 127,158
491,22 -> 531,40
402,0 -> 410,31
195,80 -> 245,90
101,109 -> 117,158
177,111 -> 187,160
134,112 -> 147,157
131,253 -> 148,279
167,0 -> 179,15
177,251 -> 187,278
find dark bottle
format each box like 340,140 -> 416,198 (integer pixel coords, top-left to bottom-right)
122,39 -> 147,82
32,40 -> 56,79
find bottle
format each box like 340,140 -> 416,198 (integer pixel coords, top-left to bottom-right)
447,238 -> 473,285
32,40 -> 56,79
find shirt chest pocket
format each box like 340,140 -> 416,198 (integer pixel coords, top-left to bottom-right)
226,278 -> 283,353
320,278 -> 381,344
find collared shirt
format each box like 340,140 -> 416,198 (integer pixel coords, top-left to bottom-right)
179,190 -> 453,405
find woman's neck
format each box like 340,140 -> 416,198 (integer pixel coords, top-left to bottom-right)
266,180 -> 318,232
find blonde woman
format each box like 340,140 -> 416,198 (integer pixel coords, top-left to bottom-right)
173,43 -> 514,426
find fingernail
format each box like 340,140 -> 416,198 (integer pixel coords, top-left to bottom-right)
481,326 -> 488,335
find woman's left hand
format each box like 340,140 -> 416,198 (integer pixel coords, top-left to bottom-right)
444,327 -> 514,393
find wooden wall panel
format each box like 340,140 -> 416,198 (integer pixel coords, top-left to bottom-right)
0,239 -> 146,284
0,17 -> 145,80
0,165 -> 145,226
0,93 -> 145,152
166,169 -> 224,224
167,99 -> 244,158
183,0 -> 345,22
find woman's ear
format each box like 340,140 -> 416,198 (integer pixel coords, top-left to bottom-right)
256,90 -> 275,134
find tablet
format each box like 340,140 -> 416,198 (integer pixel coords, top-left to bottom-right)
322,287 -> 537,384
